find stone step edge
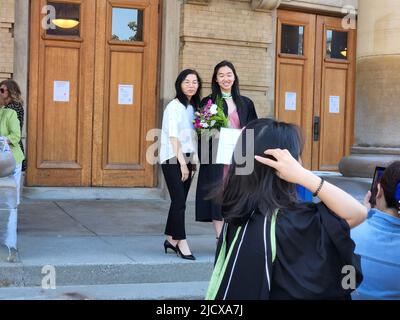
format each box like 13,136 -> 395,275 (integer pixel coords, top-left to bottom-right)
21,187 -> 166,200
0,261 -> 214,287
0,281 -> 209,300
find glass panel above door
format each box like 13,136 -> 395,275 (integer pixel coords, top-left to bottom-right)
46,2 -> 80,37
326,30 -> 348,60
281,24 -> 304,55
111,8 -> 144,42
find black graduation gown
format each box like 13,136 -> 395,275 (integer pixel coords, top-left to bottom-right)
195,95 -> 258,222
212,203 -> 363,300
213,210 -> 273,299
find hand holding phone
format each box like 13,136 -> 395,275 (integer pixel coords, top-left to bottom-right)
369,166 -> 386,207
363,190 -> 372,210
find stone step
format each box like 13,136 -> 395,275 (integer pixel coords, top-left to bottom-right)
0,233 -> 216,288
0,260 -> 213,288
0,281 -> 209,300
22,174 -> 371,201
22,187 -> 166,201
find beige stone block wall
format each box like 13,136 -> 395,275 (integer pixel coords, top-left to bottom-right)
179,0 -> 274,117
0,0 -> 15,82
357,0 -> 400,58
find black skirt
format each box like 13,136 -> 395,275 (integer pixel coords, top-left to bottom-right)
195,135 -> 224,222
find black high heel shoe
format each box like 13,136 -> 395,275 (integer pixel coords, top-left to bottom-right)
176,244 -> 196,260
164,240 -> 178,254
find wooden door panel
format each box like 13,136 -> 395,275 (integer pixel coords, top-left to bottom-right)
107,50 -> 143,167
275,10 -> 315,169
314,15 -> 356,171
27,0 -> 95,186
319,67 -> 347,170
277,61 -> 304,127
92,0 -> 159,187
42,46 -> 80,165
28,0 -> 159,187
276,12 -> 355,171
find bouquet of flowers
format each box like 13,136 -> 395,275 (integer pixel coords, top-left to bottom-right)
193,96 -> 228,136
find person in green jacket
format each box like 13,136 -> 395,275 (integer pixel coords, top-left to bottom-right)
0,101 -> 24,201
0,80 -> 26,171
0,95 -> 24,257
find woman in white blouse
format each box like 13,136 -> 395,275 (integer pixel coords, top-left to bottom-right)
160,69 -> 202,260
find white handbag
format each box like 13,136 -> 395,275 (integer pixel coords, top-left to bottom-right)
0,137 -> 16,178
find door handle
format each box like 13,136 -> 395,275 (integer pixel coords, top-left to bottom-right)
313,116 -> 320,141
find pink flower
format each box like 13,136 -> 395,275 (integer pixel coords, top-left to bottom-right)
194,119 -> 202,129
204,99 -> 212,112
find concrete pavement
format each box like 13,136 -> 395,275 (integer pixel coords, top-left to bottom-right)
0,175 -> 371,299
0,198 -> 216,299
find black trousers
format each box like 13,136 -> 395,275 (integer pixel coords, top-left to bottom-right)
161,155 -> 193,240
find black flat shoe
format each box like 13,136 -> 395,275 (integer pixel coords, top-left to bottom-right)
176,245 -> 196,260
164,240 -> 178,254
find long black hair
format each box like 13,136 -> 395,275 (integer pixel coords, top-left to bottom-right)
211,60 -> 244,111
175,69 -> 202,109
220,118 -> 304,224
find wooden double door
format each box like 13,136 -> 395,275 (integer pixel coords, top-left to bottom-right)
27,0 -> 159,186
275,10 -> 356,171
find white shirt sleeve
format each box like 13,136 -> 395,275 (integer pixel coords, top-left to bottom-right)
165,100 -> 182,138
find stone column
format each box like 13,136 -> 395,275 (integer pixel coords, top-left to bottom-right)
339,0 -> 400,177
13,0 -> 29,187
158,0 -> 182,196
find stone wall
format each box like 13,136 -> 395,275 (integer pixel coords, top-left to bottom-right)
179,0 -> 274,117
0,0 -> 15,82
354,0 -> 400,148
178,0 -> 359,118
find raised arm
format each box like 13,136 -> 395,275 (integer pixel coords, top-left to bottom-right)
255,149 -> 368,228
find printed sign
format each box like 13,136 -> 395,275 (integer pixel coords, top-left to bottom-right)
53,81 -> 70,102
329,96 -> 340,113
285,92 -> 297,111
118,84 -> 134,105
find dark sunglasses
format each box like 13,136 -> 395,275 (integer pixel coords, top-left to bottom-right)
0,88 -> 7,93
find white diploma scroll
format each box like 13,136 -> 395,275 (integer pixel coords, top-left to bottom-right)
216,128 -> 242,164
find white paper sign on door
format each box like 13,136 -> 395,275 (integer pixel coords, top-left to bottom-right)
53,81 -> 70,102
329,96 -> 340,113
118,84 -> 134,105
285,92 -> 297,111
216,128 -> 242,164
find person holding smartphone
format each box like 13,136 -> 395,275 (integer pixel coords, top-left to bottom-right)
206,119 -> 366,300
369,166 -> 385,207
351,161 -> 400,300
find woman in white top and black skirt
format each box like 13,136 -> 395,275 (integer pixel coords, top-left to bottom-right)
160,69 -> 202,260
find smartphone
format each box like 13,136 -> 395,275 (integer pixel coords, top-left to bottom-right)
369,166 -> 386,206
